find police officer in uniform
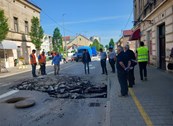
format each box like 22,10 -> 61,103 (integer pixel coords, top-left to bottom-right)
100,48 -> 108,75
108,46 -> 116,73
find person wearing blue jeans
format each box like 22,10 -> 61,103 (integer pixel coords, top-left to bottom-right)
82,49 -> 91,74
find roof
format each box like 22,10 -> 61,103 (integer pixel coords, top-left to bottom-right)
25,0 -> 41,10
123,30 -> 133,36
62,36 -> 72,41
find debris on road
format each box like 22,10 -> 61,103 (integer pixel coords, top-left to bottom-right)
12,75 -> 107,99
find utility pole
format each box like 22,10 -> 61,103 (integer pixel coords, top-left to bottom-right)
62,13 -> 67,57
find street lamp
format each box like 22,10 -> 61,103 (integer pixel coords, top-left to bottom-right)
62,13 -> 67,57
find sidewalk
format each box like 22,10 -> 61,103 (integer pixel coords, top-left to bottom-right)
0,61 -> 54,78
109,66 -> 173,126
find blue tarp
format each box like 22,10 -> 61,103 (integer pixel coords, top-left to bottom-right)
77,46 -> 92,56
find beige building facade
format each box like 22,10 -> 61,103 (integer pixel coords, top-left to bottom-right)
63,35 -> 93,52
133,0 -> 173,70
0,0 -> 41,68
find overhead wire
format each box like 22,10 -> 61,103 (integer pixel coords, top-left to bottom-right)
30,0 -> 76,35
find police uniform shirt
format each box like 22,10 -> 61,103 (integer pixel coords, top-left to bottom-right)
100,52 -> 107,60
109,51 -> 116,59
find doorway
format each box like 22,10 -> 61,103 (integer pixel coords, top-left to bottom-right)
158,23 -> 166,70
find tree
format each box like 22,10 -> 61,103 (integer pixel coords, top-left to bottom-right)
52,27 -> 63,53
90,39 -> 103,51
0,9 -> 9,73
30,17 -> 44,51
109,38 -> 115,48
0,10 -> 9,42
105,45 -> 109,50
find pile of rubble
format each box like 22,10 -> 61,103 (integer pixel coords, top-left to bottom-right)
12,75 -> 107,99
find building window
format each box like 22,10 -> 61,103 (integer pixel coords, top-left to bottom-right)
14,17 -> 18,32
25,21 -> 29,34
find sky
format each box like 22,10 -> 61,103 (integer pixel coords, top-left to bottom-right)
30,0 -> 134,46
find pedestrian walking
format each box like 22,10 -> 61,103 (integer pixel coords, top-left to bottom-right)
38,51 -> 47,75
116,46 -> 131,97
30,49 -> 37,77
136,41 -> 149,81
82,49 -> 91,74
99,48 -> 108,75
52,52 -> 62,75
124,45 -> 136,88
108,46 -> 116,73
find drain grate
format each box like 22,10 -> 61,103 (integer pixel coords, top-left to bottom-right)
89,102 -> 100,107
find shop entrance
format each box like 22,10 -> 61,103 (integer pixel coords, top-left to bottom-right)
158,23 -> 166,70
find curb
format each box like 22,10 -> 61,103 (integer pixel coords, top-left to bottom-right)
0,64 -> 53,79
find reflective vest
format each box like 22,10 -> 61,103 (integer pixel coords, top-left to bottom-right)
38,54 -> 46,64
137,46 -> 149,62
30,53 -> 36,65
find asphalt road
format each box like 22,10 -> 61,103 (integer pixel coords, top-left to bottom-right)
0,60 -> 110,126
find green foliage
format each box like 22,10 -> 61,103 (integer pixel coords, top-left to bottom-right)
105,45 -> 109,50
109,38 -> 115,48
0,10 -> 9,42
52,27 -> 63,53
30,17 -> 44,50
90,39 -> 103,51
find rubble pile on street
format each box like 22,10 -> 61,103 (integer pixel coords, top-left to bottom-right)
12,75 -> 107,99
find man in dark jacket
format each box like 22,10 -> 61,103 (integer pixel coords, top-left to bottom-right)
82,49 -> 91,74
116,46 -> 131,97
124,45 -> 136,88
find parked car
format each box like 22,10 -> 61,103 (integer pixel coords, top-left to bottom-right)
71,53 -> 78,61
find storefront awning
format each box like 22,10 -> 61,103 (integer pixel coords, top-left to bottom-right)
0,40 -> 17,49
129,29 -> 140,41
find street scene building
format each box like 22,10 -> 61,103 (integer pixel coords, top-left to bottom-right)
89,36 -> 101,43
0,1 -> 173,126
63,34 -> 93,53
117,30 -> 136,51
132,0 -> 173,70
0,0 -> 41,68
41,34 -> 53,53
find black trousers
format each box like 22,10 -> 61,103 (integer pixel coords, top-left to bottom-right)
138,62 -> 147,80
101,59 -> 107,74
109,59 -> 115,72
127,68 -> 135,87
117,71 -> 128,96
40,63 -> 46,75
84,62 -> 89,74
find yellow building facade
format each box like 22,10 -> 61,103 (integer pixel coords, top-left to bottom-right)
134,0 -> 173,70
0,0 -> 41,68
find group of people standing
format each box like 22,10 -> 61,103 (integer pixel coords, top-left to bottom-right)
30,50 -> 62,77
30,41 -> 149,98
30,50 -> 47,77
116,41 -> 149,97
81,41 -> 149,97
